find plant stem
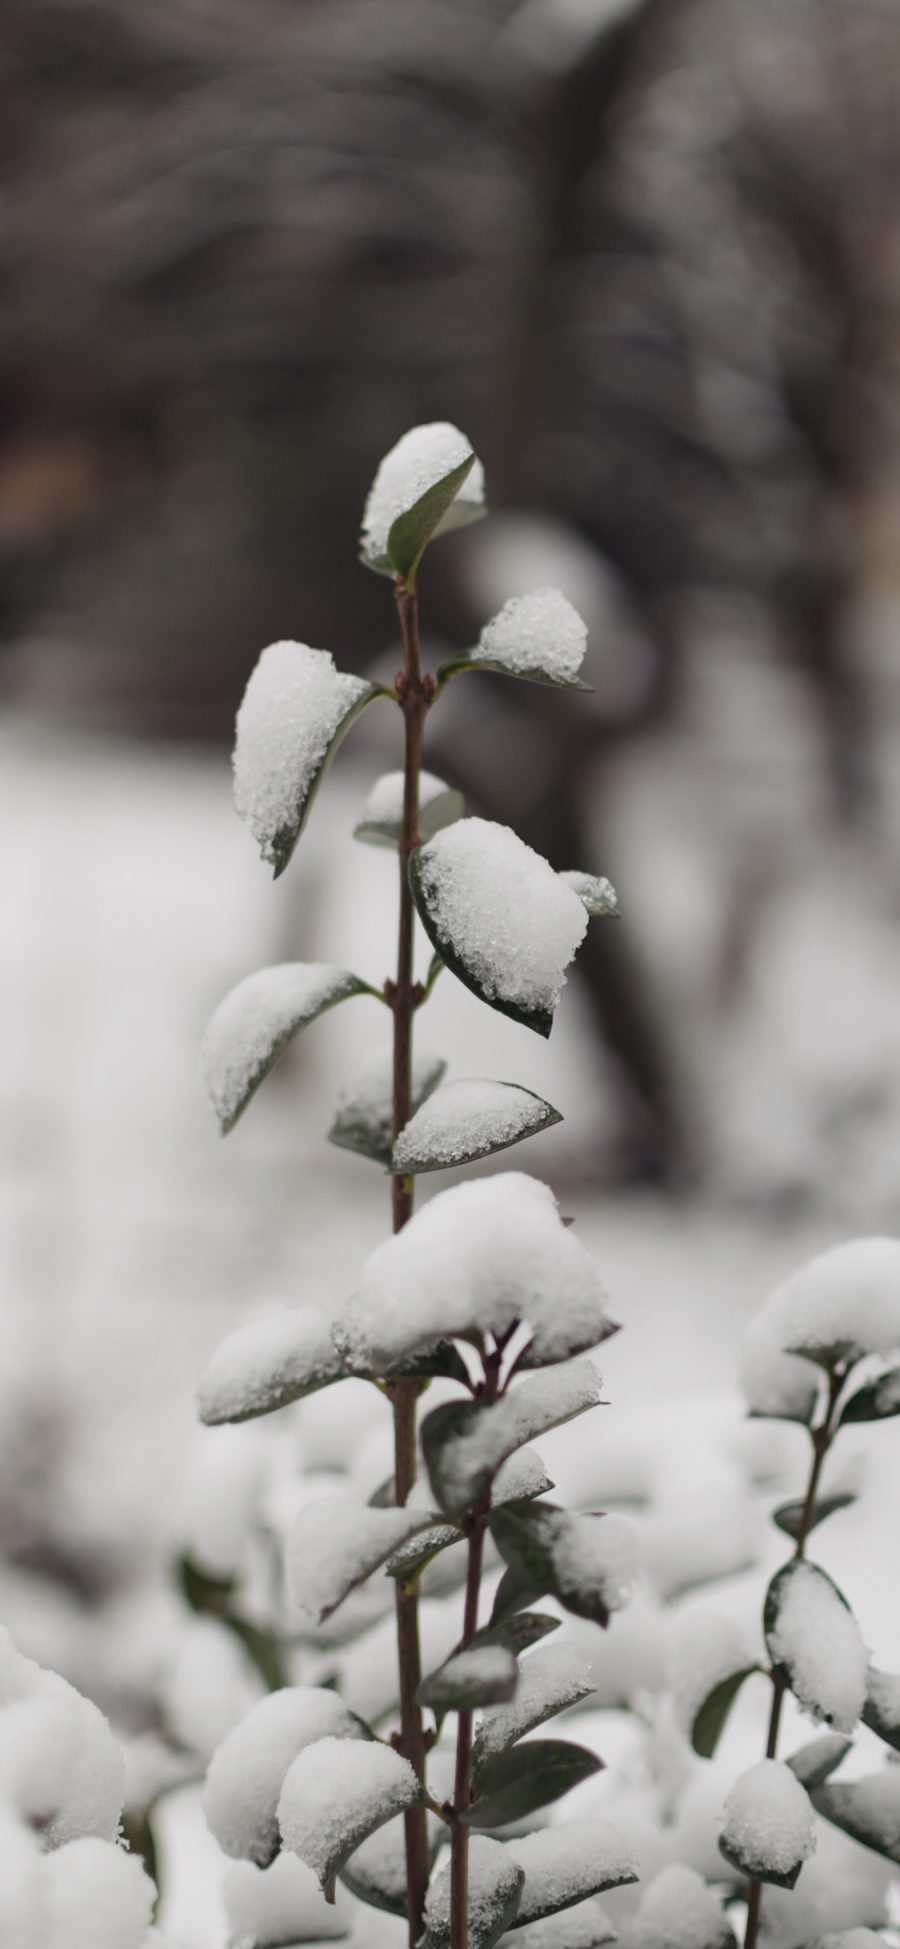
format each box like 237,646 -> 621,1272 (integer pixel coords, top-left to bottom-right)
742,1369 -> 844,1949
390,572 -> 431,1946
449,1519 -> 486,1949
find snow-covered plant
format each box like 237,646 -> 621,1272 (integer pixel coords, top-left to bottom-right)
196,423 -> 629,1949
691,1238 -> 900,1948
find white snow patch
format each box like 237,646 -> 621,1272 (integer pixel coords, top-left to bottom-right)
197,1306 -> 344,1425
475,588 -> 588,684
361,421 -> 484,569
333,1174 -> 611,1373
202,963 -> 364,1132
203,1688 -> 366,1866
287,1498 -> 438,1623
233,642 -> 373,868
277,1736 -> 420,1888
720,1759 -> 816,1879
768,1564 -> 868,1732
414,819 -> 587,1018
393,1079 -> 559,1173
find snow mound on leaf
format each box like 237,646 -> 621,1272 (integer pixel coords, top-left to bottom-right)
277,1736 -> 420,1889
0,1629 -> 124,1848
201,963 -> 361,1132
425,1834 -> 523,1945
630,1862 -> 734,1948
415,819 -> 587,1018
768,1564 -> 868,1733
287,1498 -> 437,1623
204,1688 -> 366,1866
393,1078 -> 557,1172
361,421 -> 484,566
776,1237 -> 900,1362
476,587 -> 588,682
196,1306 -> 343,1425
474,1640 -> 595,1760
332,1174 -> 611,1372
508,1820 -> 639,1922
233,642 -> 372,867
720,1760 -> 816,1880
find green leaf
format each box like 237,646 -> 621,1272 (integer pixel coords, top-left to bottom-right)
786,1732 -> 851,1789
418,1644 -> 518,1713
233,643 -> 385,878
196,1306 -> 348,1426
490,1562 -> 544,1628
772,1493 -> 856,1540
423,1837 -> 524,1949
862,1668 -> 900,1752
387,453 -> 478,584
328,1050 -> 446,1166
383,1339 -> 473,1387
510,1317 -> 620,1377
422,1364 -> 601,1522
353,772 -> 465,849
489,1504 -> 626,1629
839,1365 -> 900,1424
464,1741 -> 603,1828
202,964 -> 373,1134
392,1080 -> 563,1176
690,1667 -> 762,1760
472,1612 -> 561,1657
812,1768 -> 900,1863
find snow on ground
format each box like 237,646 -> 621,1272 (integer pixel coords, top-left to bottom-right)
2,714 -> 900,1944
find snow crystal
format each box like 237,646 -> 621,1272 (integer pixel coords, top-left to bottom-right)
361,421 -> 485,570
202,962 -> 364,1133
233,642 -> 373,869
333,1174 -> 611,1373
287,1498 -> 439,1623
354,769 -> 462,846
719,1760 -> 816,1880
197,1306 -> 344,1425
777,1237 -> 900,1363
0,1630 -> 124,1848
433,1361 -> 601,1517
559,872 -> 619,917
670,1612 -> 757,1738
549,1511 -> 640,1616
44,1838 -> 155,1949
631,1863 -> 734,1948
393,1079 -> 560,1174
508,1820 -> 639,1922
203,1687 -> 366,1866
330,1045 -> 446,1166
424,1834 -> 524,1947
474,1640 -> 595,1762
414,819 -> 587,1021
740,1297 -> 820,1423
501,1897 -> 617,1947
475,588 -> 587,684
223,1853 -> 351,1947
278,1735 -> 420,1888
768,1563 -> 868,1732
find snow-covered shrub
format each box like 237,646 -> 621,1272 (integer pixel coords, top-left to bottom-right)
195,425 -> 632,1949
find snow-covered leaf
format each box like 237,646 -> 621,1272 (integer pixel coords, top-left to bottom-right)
202,964 -> 371,1134
287,1500 -> 443,1625
786,1732 -> 852,1790
328,1046 -> 446,1166
418,1644 -> 518,1713
493,1447 -> 554,1506
812,1766 -> 900,1864
772,1493 -> 857,1540
764,1561 -> 867,1733
278,1736 -> 423,1896
196,1307 -> 346,1425
385,1522 -> 462,1587
353,770 -> 464,849
490,1504 -> 638,1629
862,1667 -> 900,1752
204,1688 -> 369,1868
360,423 -> 485,582
385,1341 -> 474,1387
339,1813 -> 442,1917
628,1864 -> 735,1948
422,1363 -> 601,1521
437,589 -> 590,691
558,873 -> 618,918
472,1612 -> 561,1658
222,1854 -> 353,1945
233,642 -> 383,876
498,1899 -> 616,1947
506,1821 -> 639,1924
718,1759 -> 816,1889
392,1080 -> 562,1176
839,1365 -> 900,1425
0,1633 -> 125,1851
464,1740 -> 602,1828
472,1641 -> 594,1770
423,1835 -> 523,1949
776,1237 -> 900,1369
690,1665 -> 762,1760
332,1175 -> 612,1376
409,820 -> 589,1038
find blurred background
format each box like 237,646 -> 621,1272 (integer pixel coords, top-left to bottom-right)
3,2 -> 900,1939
